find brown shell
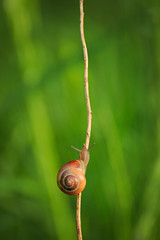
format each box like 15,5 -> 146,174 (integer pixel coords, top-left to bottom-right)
57,160 -> 86,195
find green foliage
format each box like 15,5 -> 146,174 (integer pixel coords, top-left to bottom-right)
0,0 -> 160,239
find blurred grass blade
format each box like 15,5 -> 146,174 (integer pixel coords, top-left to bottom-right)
27,92 -> 75,239
134,156 -> 160,240
99,105 -> 133,240
134,20 -> 160,240
4,0 -> 75,239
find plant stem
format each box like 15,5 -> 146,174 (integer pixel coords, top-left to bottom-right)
80,0 -> 92,150
76,0 -> 92,240
76,193 -> 82,240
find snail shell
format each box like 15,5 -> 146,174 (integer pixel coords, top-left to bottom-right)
57,160 -> 86,195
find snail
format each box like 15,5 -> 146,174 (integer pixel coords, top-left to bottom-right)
57,143 -> 95,195
57,159 -> 86,195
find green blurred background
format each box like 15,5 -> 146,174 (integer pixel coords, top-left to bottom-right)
1,0 -> 160,239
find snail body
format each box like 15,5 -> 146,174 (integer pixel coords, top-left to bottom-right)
57,160 -> 86,195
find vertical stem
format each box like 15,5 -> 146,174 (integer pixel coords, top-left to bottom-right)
76,0 -> 92,240
76,193 -> 82,240
80,0 -> 92,150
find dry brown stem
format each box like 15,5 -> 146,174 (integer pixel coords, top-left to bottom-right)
76,193 -> 82,240
80,0 -> 92,150
76,0 -> 92,240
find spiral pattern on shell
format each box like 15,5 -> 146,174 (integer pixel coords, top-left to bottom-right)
57,160 -> 86,195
